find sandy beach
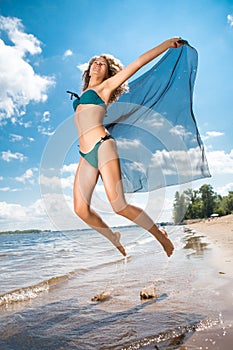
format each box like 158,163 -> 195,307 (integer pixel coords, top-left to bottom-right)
186,214 -> 233,277
181,214 -> 233,350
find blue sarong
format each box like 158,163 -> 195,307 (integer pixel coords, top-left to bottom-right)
105,44 -> 210,193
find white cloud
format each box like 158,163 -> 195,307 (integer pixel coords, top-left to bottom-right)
37,125 -> 55,136
206,149 -> 233,174
42,111 -> 50,123
10,133 -> 23,142
61,163 -> 77,174
216,182 -> 233,196
170,125 -> 192,138
15,168 -> 38,184
116,139 -> 141,149
0,194 -> 76,231
0,187 -> 20,192
63,49 -> 73,59
77,62 -> 88,72
151,147 -> 203,176
0,16 -> 55,122
149,148 -> 233,176
227,14 -> 233,27
202,131 -> 224,141
27,137 -> 35,142
0,199 -> 53,231
0,201 -> 27,220
11,118 -> 32,128
40,174 -> 74,190
0,16 -> 41,55
0,187 -> 10,192
144,113 -> 165,127
1,150 -> 27,162
128,161 -> 146,174
39,163 -> 77,194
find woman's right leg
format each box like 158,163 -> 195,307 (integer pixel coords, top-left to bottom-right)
73,157 -> 126,256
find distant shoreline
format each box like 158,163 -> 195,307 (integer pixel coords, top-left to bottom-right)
0,229 -> 51,235
0,224 -> 137,235
4,215 -> 231,236
0,222 -> 178,236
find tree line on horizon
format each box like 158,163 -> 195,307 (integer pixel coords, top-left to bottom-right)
173,184 -> 233,224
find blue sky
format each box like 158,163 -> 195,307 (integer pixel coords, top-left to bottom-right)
0,0 -> 233,231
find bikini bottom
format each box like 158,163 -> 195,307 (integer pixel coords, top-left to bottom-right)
79,134 -> 114,168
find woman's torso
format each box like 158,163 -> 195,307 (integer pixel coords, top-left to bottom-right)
73,89 -> 108,153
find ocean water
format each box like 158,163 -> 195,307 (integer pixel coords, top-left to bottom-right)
0,225 -> 231,349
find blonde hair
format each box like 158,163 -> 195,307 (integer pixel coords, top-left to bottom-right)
82,54 -> 129,103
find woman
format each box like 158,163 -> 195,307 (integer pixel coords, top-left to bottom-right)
73,38 -> 185,257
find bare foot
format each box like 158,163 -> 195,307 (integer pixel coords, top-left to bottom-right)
157,228 -> 174,257
111,231 -> 126,257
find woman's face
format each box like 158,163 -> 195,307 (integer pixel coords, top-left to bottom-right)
89,57 -> 108,80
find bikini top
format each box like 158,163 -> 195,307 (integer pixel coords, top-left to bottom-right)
67,90 -> 106,111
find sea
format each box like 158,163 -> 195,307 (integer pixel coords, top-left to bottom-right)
0,225 -> 232,349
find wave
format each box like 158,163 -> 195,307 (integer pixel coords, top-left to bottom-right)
137,236 -> 154,245
89,255 -> 132,270
0,281 -> 49,306
0,255 -> 130,307
0,268 -> 87,307
121,317 -> 221,349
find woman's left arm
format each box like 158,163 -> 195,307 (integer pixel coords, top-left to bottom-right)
104,38 -> 184,93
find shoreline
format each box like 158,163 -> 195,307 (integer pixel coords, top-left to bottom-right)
181,214 -> 233,349
186,214 -> 233,277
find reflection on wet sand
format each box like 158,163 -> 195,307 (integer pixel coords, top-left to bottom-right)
183,228 -> 210,257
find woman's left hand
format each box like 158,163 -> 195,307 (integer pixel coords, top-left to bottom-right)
166,37 -> 187,49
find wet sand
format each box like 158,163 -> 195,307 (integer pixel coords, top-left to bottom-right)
186,214 -> 233,277
182,215 -> 233,350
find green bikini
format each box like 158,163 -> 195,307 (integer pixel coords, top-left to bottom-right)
72,89 -> 106,111
79,134 -> 114,168
72,90 -> 113,168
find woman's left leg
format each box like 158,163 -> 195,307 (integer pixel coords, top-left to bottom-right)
98,139 -> 174,257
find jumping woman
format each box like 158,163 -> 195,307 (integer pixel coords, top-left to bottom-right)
72,38 -> 185,257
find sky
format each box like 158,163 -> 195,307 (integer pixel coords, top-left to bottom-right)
0,0 -> 233,232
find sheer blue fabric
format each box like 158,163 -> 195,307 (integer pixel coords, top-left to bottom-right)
105,44 -> 210,193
